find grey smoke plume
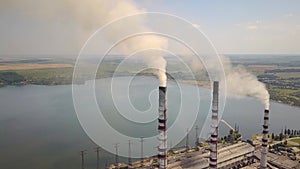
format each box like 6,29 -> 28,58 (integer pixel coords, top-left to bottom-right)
1,0 -> 168,86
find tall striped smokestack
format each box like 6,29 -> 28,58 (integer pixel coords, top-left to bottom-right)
158,86 -> 167,169
209,81 -> 219,169
261,109 -> 269,169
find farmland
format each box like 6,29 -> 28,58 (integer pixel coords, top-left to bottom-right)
0,55 -> 299,107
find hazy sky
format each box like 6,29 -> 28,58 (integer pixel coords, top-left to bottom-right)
0,0 -> 300,56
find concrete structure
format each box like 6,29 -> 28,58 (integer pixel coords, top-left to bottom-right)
158,86 -> 167,169
254,151 -> 300,169
210,81 -> 219,169
167,142 -> 255,169
261,109 -> 270,169
217,142 -> 255,168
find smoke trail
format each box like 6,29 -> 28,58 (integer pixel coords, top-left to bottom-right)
210,55 -> 270,109
1,0 -> 168,86
182,54 -> 270,109
142,54 -> 167,87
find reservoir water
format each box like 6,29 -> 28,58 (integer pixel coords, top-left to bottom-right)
0,76 -> 299,169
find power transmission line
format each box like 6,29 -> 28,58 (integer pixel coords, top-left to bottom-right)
80,150 -> 87,169
114,143 -> 120,168
186,128 -> 189,151
140,137 -> 144,167
195,125 -> 199,146
95,147 -> 101,169
128,140 -> 132,167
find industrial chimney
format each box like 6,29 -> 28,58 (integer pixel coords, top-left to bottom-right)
209,81 -> 219,169
261,109 -> 269,169
158,86 -> 167,169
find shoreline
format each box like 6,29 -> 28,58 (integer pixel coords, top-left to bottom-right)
0,77 -> 299,109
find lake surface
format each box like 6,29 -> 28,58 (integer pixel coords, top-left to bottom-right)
0,76 -> 299,169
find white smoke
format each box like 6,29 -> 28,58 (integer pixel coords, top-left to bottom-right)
182,54 -> 270,109
141,54 -> 167,87
1,0 -> 168,86
209,55 -> 270,109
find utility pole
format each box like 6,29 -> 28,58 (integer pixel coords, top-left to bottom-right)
186,129 -> 189,151
195,125 -> 199,146
114,143 -> 119,168
80,150 -> 87,169
140,137 -> 144,167
128,140 -> 132,167
95,147 -> 101,169
234,123 -> 237,131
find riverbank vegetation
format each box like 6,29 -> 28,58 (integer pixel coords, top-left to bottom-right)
0,55 -> 299,107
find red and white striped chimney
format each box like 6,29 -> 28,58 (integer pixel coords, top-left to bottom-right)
158,86 -> 167,169
209,81 -> 219,169
261,109 -> 269,169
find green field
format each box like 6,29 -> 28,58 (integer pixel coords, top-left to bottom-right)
0,55 -> 300,107
290,138 -> 300,144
